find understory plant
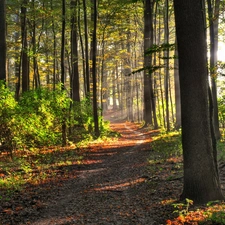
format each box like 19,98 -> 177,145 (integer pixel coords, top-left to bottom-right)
151,130 -> 182,160
0,84 -> 109,155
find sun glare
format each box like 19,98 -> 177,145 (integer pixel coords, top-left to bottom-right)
218,42 -> 225,62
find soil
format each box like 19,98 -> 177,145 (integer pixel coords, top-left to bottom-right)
0,119 -> 185,225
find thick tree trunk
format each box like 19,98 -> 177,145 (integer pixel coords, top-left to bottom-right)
174,0 -> 224,203
143,0 -> 153,126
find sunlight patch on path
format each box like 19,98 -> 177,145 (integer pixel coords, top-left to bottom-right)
124,123 -> 146,145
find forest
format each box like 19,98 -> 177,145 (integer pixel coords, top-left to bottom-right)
1,0 -> 225,224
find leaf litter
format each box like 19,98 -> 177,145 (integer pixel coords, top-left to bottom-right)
1,120 -> 225,224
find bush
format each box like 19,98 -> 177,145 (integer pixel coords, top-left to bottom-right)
0,84 -> 111,154
0,85 -> 72,151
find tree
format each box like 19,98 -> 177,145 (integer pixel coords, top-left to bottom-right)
207,0 -> 221,140
174,0 -> 224,203
0,0 -> 6,82
21,0 -> 29,92
143,0 -> 153,126
70,0 -> 80,102
61,0 -> 66,146
91,0 -> 100,137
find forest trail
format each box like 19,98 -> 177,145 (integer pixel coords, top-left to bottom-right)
2,120 -> 177,225
30,121 -> 155,225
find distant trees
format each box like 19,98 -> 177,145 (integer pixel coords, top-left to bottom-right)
174,0 -> 224,203
1,0 -> 225,139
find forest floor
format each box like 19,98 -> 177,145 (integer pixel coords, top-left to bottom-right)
0,114 -> 225,225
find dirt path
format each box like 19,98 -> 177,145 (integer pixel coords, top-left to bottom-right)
30,122 -> 155,225
1,121 -> 184,225
0,122 -> 157,224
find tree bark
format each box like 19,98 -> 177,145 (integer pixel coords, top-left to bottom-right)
83,0 -> 90,95
143,0 -> 153,126
174,44 -> 181,130
91,0 -> 100,137
207,0 -> 220,140
61,0 -> 67,146
174,0 -> 224,203
71,0 -> 80,102
0,0 -> 6,82
21,0 -> 29,92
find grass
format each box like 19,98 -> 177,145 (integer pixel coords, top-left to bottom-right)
150,130 -> 182,161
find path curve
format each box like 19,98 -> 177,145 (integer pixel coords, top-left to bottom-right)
27,122 -> 155,225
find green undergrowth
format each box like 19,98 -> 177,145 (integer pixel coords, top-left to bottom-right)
0,146 -> 82,193
150,130 -> 225,224
150,130 -> 182,161
0,130 -> 119,196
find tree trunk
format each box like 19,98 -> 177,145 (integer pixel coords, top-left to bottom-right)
21,0 -> 29,92
174,0 -> 224,204
143,0 -> 153,126
71,0 -> 80,102
61,0 -> 67,146
174,43 -> 181,129
91,0 -> 100,137
0,0 -> 6,82
207,0 -> 220,140
83,0 -> 90,95
164,0 -> 170,131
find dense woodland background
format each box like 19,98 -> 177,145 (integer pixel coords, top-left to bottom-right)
1,0 -> 225,207
1,0 -> 225,138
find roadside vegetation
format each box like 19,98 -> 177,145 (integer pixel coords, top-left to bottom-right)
149,130 -> 225,224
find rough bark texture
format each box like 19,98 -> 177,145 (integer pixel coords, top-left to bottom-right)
174,0 -> 224,203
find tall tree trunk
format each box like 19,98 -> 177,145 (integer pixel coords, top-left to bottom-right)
207,0 -> 220,140
51,0 -> 57,90
83,0 -> 90,95
164,0 -> 170,131
174,0 -> 224,204
143,0 -> 153,126
31,0 -> 40,89
61,0 -> 67,146
77,1 -> 86,97
71,0 -> 80,102
21,0 -> 29,92
91,0 -> 100,137
174,43 -> 181,129
0,0 -> 6,82
15,14 -> 21,100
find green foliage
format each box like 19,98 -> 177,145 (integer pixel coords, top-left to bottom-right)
201,202 -> 225,224
145,43 -> 176,55
151,130 -> 182,160
128,43 -> 176,76
0,84 -> 113,155
207,211 -> 225,224
218,95 -> 225,140
0,85 -> 73,151
0,146 -> 84,191
0,81 -> 17,152
173,198 -> 194,216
